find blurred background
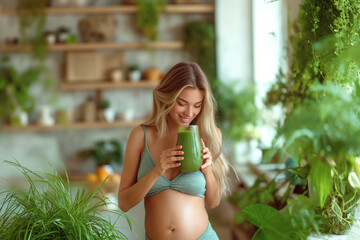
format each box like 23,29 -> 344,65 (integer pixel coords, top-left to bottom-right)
4,1 -> 360,240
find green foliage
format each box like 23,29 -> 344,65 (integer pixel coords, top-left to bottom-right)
243,196 -> 321,240
17,0 -> 47,60
100,99 -> 110,109
213,81 -> 259,141
228,175 -> 285,225
183,20 -> 259,142
242,204 -> 303,240
0,57 -> 42,124
265,0 -> 360,111
81,140 -> 124,166
183,21 -> 216,80
128,65 -> 140,71
267,83 -> 360,234
0,161 -> 132,239
135,0 -> 167,41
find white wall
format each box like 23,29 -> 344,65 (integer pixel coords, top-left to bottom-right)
216,0 -> 253,84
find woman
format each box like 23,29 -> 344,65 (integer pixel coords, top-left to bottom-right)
118,62 -> 230,240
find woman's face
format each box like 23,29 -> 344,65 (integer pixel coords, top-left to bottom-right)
169,87 -> 204,126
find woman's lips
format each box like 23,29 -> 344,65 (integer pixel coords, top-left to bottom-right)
179,115 -> 191,123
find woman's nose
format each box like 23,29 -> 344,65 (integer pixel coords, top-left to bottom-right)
184,106 -> 192,117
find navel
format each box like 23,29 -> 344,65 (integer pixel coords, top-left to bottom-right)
169,225 -> 176,232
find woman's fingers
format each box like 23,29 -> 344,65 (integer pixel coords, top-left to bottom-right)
201,160 -> 211,169
169,150 -> 184,157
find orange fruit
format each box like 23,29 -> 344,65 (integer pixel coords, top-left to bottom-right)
96,165 -> 113,182
86,173 -> 98,183
109,173 -> 121,183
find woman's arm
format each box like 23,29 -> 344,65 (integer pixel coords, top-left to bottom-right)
118,126 -> 160,212
118,126 -> 184,212
201,128 -> 222,209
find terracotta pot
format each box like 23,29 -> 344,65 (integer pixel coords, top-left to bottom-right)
144,68 -> 162,82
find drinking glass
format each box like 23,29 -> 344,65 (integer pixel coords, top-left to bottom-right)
176,125 -> 203,172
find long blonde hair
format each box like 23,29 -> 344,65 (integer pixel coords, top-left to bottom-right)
143,62 -> 231,197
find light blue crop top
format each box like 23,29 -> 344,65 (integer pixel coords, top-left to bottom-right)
137,125 -> 206,198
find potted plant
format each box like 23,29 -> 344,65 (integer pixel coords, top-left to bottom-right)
81,139 -> 123,192
0,57 -> 42,126
242,83 -> 360,238
233,1 -> 360,238
0,160 -> 132,239
128,65 -> 141,82
98,99 -> 116,123
81,139 -> 123,167
144,67 -> 162,82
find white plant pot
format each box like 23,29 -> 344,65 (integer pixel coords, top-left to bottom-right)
104,108 -> 116,122
39,105 -> 55,126
19,111 -> 29,126
123,109 -> 135,121
129,70 -> 141,82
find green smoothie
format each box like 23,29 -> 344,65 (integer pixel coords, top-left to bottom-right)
176,125 -> 203,172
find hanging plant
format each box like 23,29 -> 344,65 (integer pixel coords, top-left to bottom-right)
265,0 -> 360,113
17,0 -> 47,61
135,0 -> 167,41
183,21 -> 216,80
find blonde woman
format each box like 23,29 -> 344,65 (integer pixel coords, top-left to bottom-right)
118,62 -> 230,240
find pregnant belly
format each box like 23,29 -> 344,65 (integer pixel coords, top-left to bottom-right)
144,190 -> 209,240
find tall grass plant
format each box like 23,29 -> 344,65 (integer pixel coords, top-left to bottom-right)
0,161 -> 132,239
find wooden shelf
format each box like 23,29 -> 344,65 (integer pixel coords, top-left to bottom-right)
0,41 -> 183,53
2,120 -> 144,132
0,4 -> 215,15
60,81 -> 158,91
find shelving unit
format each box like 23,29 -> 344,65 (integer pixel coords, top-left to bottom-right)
0,41 -> 183,52
0,4 -> 215,15
60,81 -> 158,91
3,119 -> 144,132
0,3 -> 214,132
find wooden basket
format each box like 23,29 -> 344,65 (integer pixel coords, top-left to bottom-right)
65,52 -> 125,82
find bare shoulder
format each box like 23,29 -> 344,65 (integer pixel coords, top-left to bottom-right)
129,125 -> 145,141
126,125 -> 146,156
142,125 -> 158,143
119,125 -> 145,190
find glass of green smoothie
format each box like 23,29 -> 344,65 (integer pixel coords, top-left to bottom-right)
176,125 -> 203,172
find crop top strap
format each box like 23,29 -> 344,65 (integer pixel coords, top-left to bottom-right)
142,125 -> 148,148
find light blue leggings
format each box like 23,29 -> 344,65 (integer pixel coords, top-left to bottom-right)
145,222 -> 219,240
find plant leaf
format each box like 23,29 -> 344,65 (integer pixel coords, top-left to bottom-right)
309,160 -> 333,208
243,204 -> 299,240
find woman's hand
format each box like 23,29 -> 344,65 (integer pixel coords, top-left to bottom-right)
200,138 -> 212,173
153,145 -> 184,176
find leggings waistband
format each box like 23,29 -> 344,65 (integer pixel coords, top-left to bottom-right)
145,221 -> 219,240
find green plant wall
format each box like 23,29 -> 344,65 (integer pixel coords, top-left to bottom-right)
266,0 -> 360,112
